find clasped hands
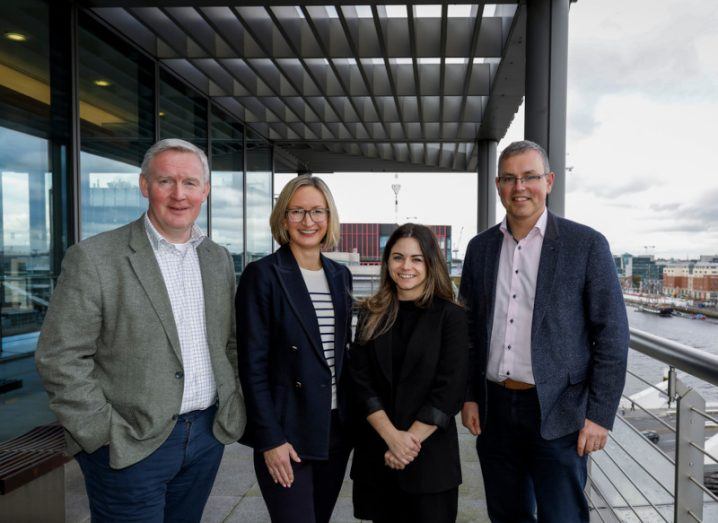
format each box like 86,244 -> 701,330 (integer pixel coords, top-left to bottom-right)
383,429 -> 421,470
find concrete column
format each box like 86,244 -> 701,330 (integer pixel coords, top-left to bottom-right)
477,139 -> 497,233
524,0 -> 570,216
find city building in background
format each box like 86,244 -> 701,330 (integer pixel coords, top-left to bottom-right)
338,223 -> 452,265
663,260 -> 718,303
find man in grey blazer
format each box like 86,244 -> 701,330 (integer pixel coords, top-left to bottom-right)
460,140 -> 629,522
36,138 -> 246,522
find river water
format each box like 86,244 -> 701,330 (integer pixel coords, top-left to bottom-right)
625,306 -> 718,403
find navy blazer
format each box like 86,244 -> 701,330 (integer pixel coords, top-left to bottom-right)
460,212 -> 629,439
236,244 -> 353,459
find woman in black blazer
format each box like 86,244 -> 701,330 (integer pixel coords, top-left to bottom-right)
236,175 -> 353,523
350,223 -> 468,523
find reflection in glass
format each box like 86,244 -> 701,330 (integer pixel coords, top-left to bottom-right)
246,136 -> 273,263
78,12 -> 154,239
159,70 -> 208,232
0,0 -> 58,441
211,107 -> 244,275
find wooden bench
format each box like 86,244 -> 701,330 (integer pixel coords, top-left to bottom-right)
0,424 -> 70,523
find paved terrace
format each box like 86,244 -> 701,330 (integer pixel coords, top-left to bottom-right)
65,420 -> 490,522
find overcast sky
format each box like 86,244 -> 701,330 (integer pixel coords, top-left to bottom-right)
277,0 -> 718,260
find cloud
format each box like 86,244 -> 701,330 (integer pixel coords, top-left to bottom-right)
568,1 -> 718,138
568,175 -> 654,199
649,202 -> 681,213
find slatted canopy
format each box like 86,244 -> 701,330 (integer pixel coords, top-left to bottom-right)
88,2 -> 527,172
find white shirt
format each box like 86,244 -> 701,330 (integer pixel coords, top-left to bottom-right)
144,214 -> 217,413
487,209 -> 548,384
300,267 -> 338,410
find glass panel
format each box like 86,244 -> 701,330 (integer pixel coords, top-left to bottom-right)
0,0 -> 59,441
246,132 -> 273,263
159,69 -> 208,231
210,106 -> 244,276
78,12 -> 155,239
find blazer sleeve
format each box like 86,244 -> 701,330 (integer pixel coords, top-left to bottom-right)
348,309 -> 385,416
35,244 -> 113,453
415,305 -> 469,429
236,262 -> 286,451
459,239 -> 479,402
584,233 -> 630,430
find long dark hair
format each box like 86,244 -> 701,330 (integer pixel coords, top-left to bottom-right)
358,223 -> 456,343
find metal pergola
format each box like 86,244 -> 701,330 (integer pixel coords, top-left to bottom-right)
85,0 -> 572,228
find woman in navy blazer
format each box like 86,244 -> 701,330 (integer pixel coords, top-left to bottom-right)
350,223 -> 468,523
236,175 -> 353,523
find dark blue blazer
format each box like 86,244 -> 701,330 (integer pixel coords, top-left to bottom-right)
236,244 -> 353,459
459,212 -> 629,439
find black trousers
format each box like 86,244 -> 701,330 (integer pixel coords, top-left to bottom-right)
254,410 -> 351,523
354,479 -> 458,523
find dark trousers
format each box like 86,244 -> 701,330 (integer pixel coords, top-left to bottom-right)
76,405 -> 224,523
355,481 -> 458,523
254,410 -> 351,523
477,383 -> 589,523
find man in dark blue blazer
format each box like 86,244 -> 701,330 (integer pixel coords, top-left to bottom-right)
460,140 -> 629,522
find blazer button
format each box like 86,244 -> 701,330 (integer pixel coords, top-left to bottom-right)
295,381 -> 303,389
290,345 -> 299,352
175,371 -> 184,379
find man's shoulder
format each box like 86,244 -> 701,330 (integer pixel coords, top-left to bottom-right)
71,221 -> 136,257
466,224 -> 501,252
551,214 -> 608,246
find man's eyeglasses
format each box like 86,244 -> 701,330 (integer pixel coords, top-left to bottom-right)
286,208 -> 330,223
497,173 -> 549,187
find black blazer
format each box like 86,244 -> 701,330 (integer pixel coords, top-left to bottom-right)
236,244 -> 353,460
349,298 -> 468,494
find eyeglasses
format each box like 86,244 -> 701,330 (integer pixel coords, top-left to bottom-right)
286,208 -> 330,223
497,173 -> 549,186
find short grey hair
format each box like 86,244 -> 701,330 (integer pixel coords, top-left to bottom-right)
140,138 -> 210,182
498,140 -> 551,174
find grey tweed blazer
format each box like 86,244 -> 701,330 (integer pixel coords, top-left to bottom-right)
36,216 -> 246,469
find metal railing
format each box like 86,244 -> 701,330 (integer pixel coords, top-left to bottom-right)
587,328 -> 718,522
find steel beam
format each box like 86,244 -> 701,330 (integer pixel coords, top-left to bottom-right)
524,0 -> 569,216
477,139 -> 497,232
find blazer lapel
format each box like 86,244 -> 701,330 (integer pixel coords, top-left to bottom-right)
484,227 -> 503,348
273,245 -> 327,366
531,212 -> 560,345
127,218 -> 182,362
322,256 -> 348,378
399,304 -> 441,381
197,240 -> 224,358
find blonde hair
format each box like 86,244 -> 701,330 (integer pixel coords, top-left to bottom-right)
270,175 -> 340,250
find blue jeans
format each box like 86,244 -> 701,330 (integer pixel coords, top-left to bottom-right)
76,405 -> 224,523
477,383 -> 589,523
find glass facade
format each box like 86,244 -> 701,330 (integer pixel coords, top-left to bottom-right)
0,1 -> 275,443
78,12 -> 155,240
246,131 -> 273,264
210,106 -> 245,276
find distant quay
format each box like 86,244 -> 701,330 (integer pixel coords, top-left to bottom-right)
623,293 -> 718,320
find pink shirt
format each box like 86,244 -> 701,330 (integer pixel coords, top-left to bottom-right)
487,209 -> 548,384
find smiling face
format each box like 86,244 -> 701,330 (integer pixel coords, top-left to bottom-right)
283,186 -> 329,253
388,237 -> 427,301
496,149 -> 555,229
140,149 -> 209,243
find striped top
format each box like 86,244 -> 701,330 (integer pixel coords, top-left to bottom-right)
300,267 -> 337,409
